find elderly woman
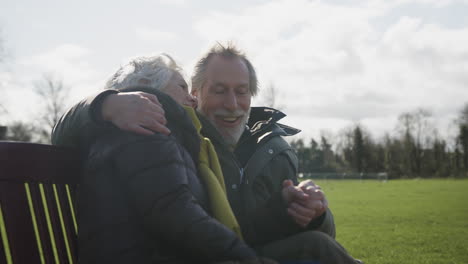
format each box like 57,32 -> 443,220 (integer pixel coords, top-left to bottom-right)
60,55 -> 274,264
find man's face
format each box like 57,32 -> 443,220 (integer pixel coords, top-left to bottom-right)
193,55 -> 251,146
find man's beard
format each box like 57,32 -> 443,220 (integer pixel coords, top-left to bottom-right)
205,108 -> 250,147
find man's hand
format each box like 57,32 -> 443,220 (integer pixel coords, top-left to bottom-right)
282,179 -> 328,228
101,92 -> 170,135
298,179 -> 328,217
282,179 -> 308,204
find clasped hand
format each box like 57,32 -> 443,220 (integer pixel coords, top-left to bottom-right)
282,179 -> 328,227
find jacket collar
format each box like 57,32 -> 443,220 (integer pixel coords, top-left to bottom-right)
247,107 -> 301,139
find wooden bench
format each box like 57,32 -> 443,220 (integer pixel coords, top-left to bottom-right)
0,141 -> 82,264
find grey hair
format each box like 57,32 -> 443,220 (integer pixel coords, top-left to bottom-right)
191,42 -> 258,96
105,54 -> 183,91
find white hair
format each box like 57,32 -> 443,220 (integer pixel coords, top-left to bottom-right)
105,54 -> 183,91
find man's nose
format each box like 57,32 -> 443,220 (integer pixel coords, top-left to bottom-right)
223,91 -> 238,112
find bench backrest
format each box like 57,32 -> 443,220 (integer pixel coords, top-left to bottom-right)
0,141 -> 82,264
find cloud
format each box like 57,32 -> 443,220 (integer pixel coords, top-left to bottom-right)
3,44 -> 104,121
359,0 -> 468,10
393,0 -> 468,7
25,44 -> 89,62
0,71 -> 11,89
194,0 -> 468,139
19,44 -> 96,84
135,27 -> 178,43
378,16 -> 468,109
157,0 -> 187,7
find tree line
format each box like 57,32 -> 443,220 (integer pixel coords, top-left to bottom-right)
0,74 -> 69,143
290,106 -> 468,179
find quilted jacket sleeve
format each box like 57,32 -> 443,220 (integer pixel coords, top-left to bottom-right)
248,152 -> 336,245
112,134 -> 256,262
51,90 -> 117,150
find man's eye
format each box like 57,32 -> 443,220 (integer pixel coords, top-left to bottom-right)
237,88 -> 249,95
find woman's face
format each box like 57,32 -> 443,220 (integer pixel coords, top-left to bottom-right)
163,72 -> 197,108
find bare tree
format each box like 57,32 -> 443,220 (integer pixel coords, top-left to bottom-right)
0,104 -> 7,116
34,73 -> 70,142
459,102 -> 468,125
5,121 -> 37,142
396,108 -> 435,176
0,27 -> 5,65
397,108 -> 435,147
456,102 -> 468,173
0,125 -> 6,140
0,27 -> 8,115
335,125 -> 355,168
262,83 -> 284,110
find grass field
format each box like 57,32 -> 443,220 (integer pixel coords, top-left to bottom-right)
313,179 -> 468,264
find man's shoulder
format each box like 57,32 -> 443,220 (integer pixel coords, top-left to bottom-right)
252,134 -> 295,159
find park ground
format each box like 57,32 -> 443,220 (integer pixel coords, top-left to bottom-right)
313,179 -> 468,264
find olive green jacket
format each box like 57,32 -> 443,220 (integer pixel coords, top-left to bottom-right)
199,107 -> 336,246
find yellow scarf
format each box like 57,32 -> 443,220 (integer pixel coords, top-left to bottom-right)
184,106 -> 243,239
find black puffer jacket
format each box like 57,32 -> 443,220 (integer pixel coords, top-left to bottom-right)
77,88 -> 256,264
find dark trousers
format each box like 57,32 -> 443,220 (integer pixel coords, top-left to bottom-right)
257,231 -> 361,264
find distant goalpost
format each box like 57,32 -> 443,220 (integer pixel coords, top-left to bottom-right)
299,172 -> 389,181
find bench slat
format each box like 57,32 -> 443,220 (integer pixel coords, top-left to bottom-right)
0,202 -> 13,264
0,182 -> 42,263
0,142 -> 81,264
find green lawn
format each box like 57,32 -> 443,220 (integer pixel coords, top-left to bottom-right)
313,179 -> 468,264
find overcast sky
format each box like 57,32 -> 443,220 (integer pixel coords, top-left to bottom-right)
1,0 -> 467,143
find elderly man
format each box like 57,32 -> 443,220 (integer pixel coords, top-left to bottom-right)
53,44 -> 361,264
